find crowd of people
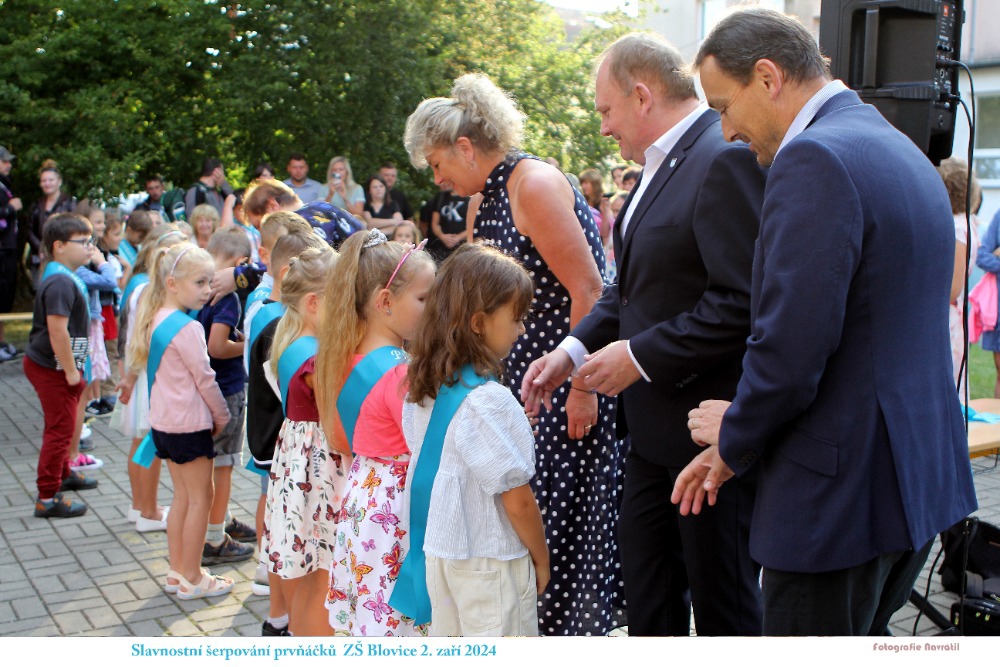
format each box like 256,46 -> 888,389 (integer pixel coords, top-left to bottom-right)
0,6 -> 983,640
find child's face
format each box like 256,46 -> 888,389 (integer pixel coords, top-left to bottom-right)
54,233 -> 94,269
476,301 -> 526,360
89,211 -> 106,237
393,226 -> 416,245
125,228 -> 144,246
385,263 -> 435,341
168,262 -> 214,311
104,224 -> 122,250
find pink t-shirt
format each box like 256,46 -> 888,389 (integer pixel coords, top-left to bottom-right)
349,355 -> 408,458
148,308 -> 230,434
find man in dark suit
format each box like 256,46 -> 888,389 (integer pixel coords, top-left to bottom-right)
522,33 -> 766,635
673,9 -> 978,635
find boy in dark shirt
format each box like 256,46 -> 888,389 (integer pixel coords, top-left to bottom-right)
197,227 -> 255,564
24,213 -> 101,518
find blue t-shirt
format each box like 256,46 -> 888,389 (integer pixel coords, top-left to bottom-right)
196,293 -> 245,396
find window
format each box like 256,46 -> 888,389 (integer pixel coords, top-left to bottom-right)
975,95 -> 1000,183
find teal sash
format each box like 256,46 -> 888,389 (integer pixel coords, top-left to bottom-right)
121,272 -> 149,307
245,458 -> 269,477
278,336 -> 317,416
132,310 -> 194,467
119,238 -> 138,266
389,365 -> 489,625
42,262 -> 92,382
246,284 -> 272,312
249,301 -> 285,351
336,346 -> 406,451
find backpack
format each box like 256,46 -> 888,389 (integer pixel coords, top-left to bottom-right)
160,187 -> 187,222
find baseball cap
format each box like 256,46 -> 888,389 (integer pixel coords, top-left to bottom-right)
0,146 -> 14,161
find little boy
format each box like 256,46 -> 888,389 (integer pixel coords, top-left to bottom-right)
197,227 -> 256,565
247,230 -> 327,630
119,209 -> 154,266
24,213 -> 100,518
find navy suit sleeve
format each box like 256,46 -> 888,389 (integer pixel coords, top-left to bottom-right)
720,139 -> 862,474
628,144 -> 763,383
571,281 -> 622,353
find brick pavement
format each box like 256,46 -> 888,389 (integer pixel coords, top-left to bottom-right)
0,358 -> 998,637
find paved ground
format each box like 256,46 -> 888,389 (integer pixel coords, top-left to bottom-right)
0,357 -> 997,637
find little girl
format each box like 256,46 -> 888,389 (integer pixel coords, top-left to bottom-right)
261,245 -> 343,637
97,212 -> 126,412
391,220 -> 421,245
112,226 -> 186,531
320,229 -> 435,636
399,243 -> 548,636
127,241 -> 232,599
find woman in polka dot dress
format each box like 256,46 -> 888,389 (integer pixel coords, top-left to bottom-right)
404,73 -> 625,636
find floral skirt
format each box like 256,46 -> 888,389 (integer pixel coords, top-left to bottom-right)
262,418 -> 346,579
326,454 -> 428,637
88,319 -> 111,382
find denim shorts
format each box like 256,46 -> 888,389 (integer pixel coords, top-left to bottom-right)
213,391 -> 246,467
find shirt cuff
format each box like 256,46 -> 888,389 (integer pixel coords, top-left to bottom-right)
626,340 -> 652,383
558,337 -> 589,371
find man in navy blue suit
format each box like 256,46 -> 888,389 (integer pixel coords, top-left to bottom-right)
672,8 -> 978,635
523,33 -> 766,635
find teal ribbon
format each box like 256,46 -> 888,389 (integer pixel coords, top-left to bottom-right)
336,346 -> 407,452
278,336 -> 318,416
119,238 -> 138,266
389,365 -> 489,626
121,272 -> 149,307
249,301 -> 285,351
132,310 -> 194,467
42,261 -> 92,382
246,284 -> 272,312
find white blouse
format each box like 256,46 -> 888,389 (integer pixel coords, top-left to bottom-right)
402,381 -> 536,561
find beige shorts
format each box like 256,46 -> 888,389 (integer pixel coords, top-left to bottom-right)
427,554 -> 538,637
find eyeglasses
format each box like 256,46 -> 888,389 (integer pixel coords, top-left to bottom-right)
65,239 -> 94,248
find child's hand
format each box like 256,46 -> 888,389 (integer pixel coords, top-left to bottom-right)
116,380 -> 134,405
534,559 -> 551,595
65,367 -> 81,386
523,404 -> 540,437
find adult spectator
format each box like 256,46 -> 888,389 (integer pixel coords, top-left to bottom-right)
361,173 -> 402,233
0,146 -> 22,360
282,152 -> 323,204
524,32 -> 765,636
426,183 -> 469,263
190,203 -> 221,249
133,174 -> 170,222
611,164 -> 627,190
406,73 -> 623,636
673,8 -> 977,636
321,156 -> 365,218
184,158 -> 232,218
251,162 -> 274,181
27,160 -> 76,286
621,167 -> 640,192
379,162 -> 414,221
578,168 -> 612,245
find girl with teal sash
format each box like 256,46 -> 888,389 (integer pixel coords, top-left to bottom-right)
260,246 -> 342,637
395,243 -> 548,636
319,230 -> 435,637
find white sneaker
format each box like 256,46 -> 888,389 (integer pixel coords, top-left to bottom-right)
251,562 -> 270,596
80,424 -> 92,440
136,507 -> 170,533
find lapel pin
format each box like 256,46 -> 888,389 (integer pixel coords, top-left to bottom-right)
669,157 -> 678,168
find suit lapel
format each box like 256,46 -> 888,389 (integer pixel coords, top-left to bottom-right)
619,110 -> 720,267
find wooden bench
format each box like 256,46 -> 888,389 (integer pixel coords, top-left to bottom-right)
0,312 -> 32,323
967,398 -> 1000,459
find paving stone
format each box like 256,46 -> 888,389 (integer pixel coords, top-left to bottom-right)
84,604 -> 123,629
53,610 -> 91,634
126,619 -> 165,637
12,596 -> 48,620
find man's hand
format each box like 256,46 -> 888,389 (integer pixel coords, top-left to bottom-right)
209,267 -> 237,305
565,387 -> 598,440
521,348 -> 575,412
9,197 -> 22,212
577,340 -> 640,397
670,445 -> 735,516
687,399 -> 731,447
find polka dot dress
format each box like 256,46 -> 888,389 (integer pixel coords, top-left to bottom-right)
473,154 -> 625,636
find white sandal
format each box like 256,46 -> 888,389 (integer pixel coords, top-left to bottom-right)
164,567 -> 210,594
175,570 -> 234,600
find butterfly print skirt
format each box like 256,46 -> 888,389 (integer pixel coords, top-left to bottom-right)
261,418 -> 346,578
326,454 -> 428,637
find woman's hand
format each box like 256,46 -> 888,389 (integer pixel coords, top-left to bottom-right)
565,386 -> 598,441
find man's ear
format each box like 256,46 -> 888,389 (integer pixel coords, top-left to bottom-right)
753,59 -> 784,99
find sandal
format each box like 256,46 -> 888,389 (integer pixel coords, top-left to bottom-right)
175,570 -> 234,600
165,567 -> 210,594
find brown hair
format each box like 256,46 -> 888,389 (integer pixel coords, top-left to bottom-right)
937,158 -> 981,215
126,209 -> 156,241
578,168 -> 604,208
207,225 -> 253,262
407,243 -> 533,404
599,32 -> 698,102
260,210 -> 313,249
244,178 -> 301,219
270,231 -> 326,275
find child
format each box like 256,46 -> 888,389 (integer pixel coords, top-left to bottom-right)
391,220 -> 421,245
243,210 -> 314,374
24,213 -> 101,518
196,227 -> 256,564
399,243 -> 548,636
98,211 -> 127,412
246,231 -> 327,613
321,229 -> 435,636
112,226 -> 187,531
261,245 -> 342,636
127,242 -> 232,599
119,209 -> 155,267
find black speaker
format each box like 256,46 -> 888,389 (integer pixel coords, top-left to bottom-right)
819,0 -> 964,164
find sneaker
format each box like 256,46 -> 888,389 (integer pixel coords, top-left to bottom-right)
34,492 -> 87,518
69,453 -> 104,471
262,620 -> 290,637
225,517 -> 257,543
251,562 -> 270,596
85,399 -> 112,416
201,533 -> 255,565
80,423 -> 92,440
60,470 -> 99,492
101,395 -> 117,408
136,510 -> 169,533
0,346 -> 15,362
1,342 -> 15,356
78,438 -> 95,452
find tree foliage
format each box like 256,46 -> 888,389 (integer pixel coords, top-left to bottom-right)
0,0 -> 627,205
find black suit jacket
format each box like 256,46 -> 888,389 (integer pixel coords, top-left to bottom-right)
572,109 -> 765,468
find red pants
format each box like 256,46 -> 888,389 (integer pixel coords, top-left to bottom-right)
24,356 -> 85,498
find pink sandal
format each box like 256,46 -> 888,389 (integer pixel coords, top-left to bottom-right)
175,570 -> 234,600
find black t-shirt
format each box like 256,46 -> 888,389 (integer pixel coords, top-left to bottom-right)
0,175 -> 17,249
26,273 -> 90,370
363,200 -> 401,220
389,188 -> 413,221
247,312 -> 283,466
427,192 -> 470,262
